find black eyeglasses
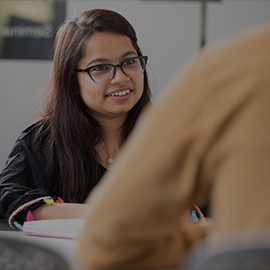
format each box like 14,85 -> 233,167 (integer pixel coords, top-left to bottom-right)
77,56 -> 148,84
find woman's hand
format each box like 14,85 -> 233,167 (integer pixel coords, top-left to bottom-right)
32,202 -> 91,220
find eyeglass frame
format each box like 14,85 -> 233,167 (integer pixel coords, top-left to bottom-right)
76,56 -> 148,84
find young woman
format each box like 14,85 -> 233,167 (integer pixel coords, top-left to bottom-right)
0,9 -> 151,229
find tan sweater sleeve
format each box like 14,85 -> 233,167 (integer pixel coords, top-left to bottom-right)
76,25 -> 270,269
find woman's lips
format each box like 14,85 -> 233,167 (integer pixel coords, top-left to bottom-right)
106,89 -> 132,101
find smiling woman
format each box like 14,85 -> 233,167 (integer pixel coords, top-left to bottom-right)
0,9 -> 152,230
76,31 -> 146,120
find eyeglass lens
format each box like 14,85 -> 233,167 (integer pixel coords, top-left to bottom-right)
90,57 -> 146,84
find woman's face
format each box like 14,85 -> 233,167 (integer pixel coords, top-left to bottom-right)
77,31 -> 144,120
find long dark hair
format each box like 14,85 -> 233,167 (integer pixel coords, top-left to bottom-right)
39,9 -> 151,203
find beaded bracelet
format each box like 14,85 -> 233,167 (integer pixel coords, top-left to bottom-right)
194,204 -> 206,221
8,196 -> 53,229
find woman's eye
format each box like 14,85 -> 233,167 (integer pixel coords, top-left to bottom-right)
91,65 -> 109,72
124,59 -> 136,66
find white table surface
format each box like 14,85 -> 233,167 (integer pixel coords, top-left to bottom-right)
0,230 -> 183,270
0,230 -> 84,269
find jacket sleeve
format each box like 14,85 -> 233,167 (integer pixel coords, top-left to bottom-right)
0,135 -> 58,226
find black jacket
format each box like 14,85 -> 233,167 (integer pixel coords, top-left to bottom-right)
0,121 -> 106,226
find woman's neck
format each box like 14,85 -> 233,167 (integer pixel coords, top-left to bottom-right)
95,115 -> 126,168
96,114 -> 126,141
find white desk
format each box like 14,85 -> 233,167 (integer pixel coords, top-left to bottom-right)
0,230 -> 183,270
0,230 -> 84,269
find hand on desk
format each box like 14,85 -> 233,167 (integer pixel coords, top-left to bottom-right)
32,202 -> 91,220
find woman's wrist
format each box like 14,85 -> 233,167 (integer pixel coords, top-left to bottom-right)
32,202 -> 87,220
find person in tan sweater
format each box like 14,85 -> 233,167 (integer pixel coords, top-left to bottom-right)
76,22 -> 270,269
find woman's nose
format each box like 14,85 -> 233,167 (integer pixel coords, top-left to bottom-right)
110,67 -> 130,84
